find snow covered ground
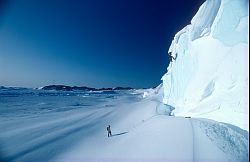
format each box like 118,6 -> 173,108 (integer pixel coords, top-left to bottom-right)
54,90 -> 248,162
0,88 -> 248,162
0,88 -> 142,162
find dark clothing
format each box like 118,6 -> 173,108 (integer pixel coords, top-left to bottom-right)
169,54 -> 173,62
108,131 -> 112,137
169,53 -> 177,62
107,126 -> 112,137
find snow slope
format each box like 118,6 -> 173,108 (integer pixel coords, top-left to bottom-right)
0,89 -> 248,161
54,93 -> 248,162
162,0 -> 249,130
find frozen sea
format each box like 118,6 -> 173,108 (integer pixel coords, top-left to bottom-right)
0,87 -> 142,162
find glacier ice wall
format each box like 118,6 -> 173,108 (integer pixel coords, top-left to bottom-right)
162,0 -> 249,130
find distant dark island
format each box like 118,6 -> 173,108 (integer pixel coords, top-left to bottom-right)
41,85 -> 133,91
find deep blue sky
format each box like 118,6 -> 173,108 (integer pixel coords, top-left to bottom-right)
0,0 -> 204,88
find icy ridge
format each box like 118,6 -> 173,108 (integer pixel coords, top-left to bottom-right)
162,0 -> 249,130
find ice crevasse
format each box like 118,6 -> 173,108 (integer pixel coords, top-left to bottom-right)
161,0 -> 249,130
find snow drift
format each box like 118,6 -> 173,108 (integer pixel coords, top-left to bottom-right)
162,0 -> 249,130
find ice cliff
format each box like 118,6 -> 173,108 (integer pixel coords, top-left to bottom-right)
161,0 -> 249,130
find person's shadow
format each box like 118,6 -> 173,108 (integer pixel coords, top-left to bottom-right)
111,132 -> 128,137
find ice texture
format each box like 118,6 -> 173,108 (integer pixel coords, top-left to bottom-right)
162,0 -> 249,130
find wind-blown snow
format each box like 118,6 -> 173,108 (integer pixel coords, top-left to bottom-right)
162,0 -> 249,131
1,88 -> 248,162
53,90 -> 248,162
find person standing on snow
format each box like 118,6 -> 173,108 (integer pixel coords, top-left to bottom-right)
107,125 -> 112,137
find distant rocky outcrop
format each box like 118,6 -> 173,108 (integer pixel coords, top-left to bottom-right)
99,88 -> 113,91
72,86 -> 97,91
112,87 -> 133,90
41,85 -> 133,91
